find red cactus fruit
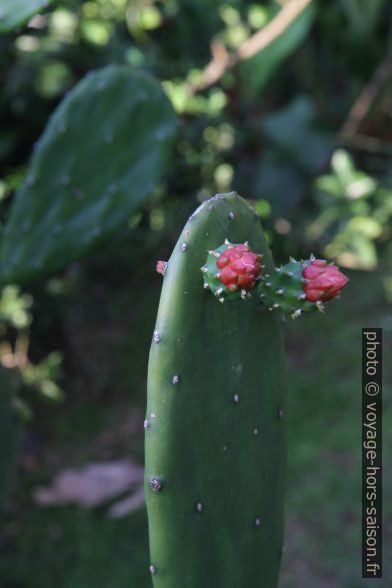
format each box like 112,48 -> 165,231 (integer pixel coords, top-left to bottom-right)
216,244 -> 262,292
303,259 -> 349,302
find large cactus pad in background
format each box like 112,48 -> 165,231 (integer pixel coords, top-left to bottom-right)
145,192 -> 286,588
0,0 -> 54,33
0,64 -> 176,285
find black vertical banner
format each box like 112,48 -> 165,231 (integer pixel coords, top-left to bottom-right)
362,328 -> 382,578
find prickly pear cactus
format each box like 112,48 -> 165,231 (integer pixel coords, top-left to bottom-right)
145,192 -> 286,588
259,257 -> 319,318
202,241 -> 263,301
0,64 -> 176,285
258,257 -> 349,318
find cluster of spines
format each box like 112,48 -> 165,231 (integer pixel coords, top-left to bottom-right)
201,252 -> 226,304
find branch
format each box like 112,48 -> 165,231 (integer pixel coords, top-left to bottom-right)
341,54 -> 392,136
338,133 -> 392,156
189,0 -> 313,94
235,0 -> 312,61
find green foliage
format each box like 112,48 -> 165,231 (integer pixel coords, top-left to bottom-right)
0,285 -> 32,328
0,64 -> 177,285
0,0 -> 391,585
146,193 -> 286,587
0,0 -> 54,33
340,0 -> 387,41
22,351 -> 64,401
308,150 -> 392,269
0,366 -> 21,508
240,2 -> 316,96
250,97 -> 332,220
0,282 -> 64,422
262,97 -> 332,175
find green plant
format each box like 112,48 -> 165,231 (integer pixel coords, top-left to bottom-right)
340,0 -> 386,41
0,64 -> 176,285
0,61 -> 176,507
145,192 -> 286,587
308,149 -> 392,270
145,191 -> 349,587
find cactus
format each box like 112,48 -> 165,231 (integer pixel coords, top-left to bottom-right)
258,256 -> 349,318
145,192 -> 286,587
0,366 -> 20,508
201,241 -> 263,301
0,64 -> 176,285
0,0 -> 54,33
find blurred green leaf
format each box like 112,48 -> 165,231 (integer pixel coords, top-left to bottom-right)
326,231 -> 378,269
346,215 -> 383,238
0,65 -> 177,285
340,0 -> 386,41
262,96 -> 332,174
0,285 -> 32,328
311,150 -> 392,269
251,150 -> 306,218
330,149 -> 355,181
0,0 -> 54,33
22,351 -> 64,401
240,2 -> 316,96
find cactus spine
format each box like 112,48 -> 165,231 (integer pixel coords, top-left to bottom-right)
145,192 -> 286,587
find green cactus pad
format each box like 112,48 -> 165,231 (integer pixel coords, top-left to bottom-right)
0,65 -> 176,285
258,258 -> 319,318
0,0 -> 54,33
145,192 -> 286,588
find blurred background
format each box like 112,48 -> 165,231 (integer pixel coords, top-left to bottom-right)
0,0 -> 391,586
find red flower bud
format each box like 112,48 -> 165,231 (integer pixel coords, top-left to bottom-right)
303,259 -> 349,302
156,260 -> 167,276
217,244 -> 261,292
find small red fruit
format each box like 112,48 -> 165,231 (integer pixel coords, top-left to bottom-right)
303,259 -> 349,302
216,244 -> 261,292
